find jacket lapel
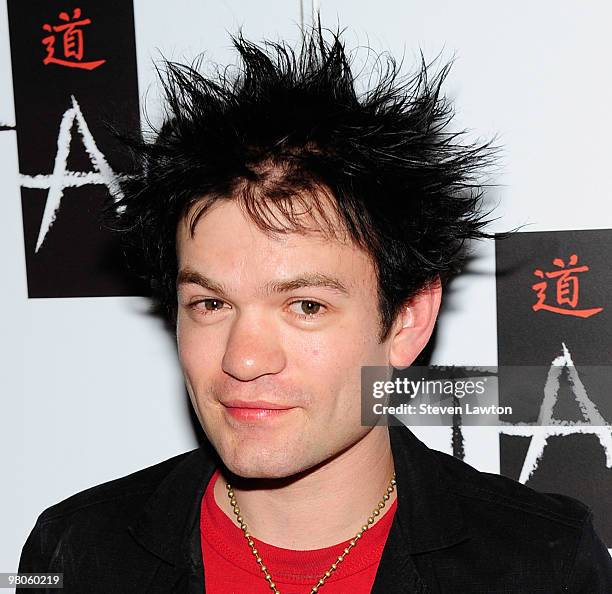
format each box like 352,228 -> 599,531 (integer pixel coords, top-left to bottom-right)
370,519 -> 430,594
370,425 -> 469,592
127,440 -> 219,593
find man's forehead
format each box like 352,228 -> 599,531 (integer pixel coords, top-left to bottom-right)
175,198 -> 376,291
177,215 -> 353,257
178,187 -> 352,243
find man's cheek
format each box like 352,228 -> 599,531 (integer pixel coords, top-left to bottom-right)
178,323 -> 213,357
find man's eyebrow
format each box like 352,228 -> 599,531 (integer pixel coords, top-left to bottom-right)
177,269 -> 228,296
177,268 -> 350,297
264,273 -> 350,296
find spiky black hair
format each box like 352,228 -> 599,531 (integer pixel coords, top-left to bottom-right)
107,23 -> 498,342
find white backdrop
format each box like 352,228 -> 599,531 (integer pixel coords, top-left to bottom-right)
2,0 -> 611,580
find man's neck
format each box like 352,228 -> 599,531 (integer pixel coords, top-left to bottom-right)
212,426 -> 396,550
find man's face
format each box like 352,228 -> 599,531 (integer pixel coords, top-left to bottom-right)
176,198 -> 396,479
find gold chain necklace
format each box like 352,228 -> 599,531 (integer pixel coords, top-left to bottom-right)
225,472 -> 396,594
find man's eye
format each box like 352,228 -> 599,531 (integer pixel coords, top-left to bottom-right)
288,300 -> 326,319
190,298 -> 227,313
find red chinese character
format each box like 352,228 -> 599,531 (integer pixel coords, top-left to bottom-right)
531,254 -> 603,318
42,8 -> 105,70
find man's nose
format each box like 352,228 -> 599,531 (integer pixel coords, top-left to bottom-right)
221,311 -> 287,381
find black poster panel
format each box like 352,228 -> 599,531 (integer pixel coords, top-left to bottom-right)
8,0 -> 145,297
496,229 -> 612,545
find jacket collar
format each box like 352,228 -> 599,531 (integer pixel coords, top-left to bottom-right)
128,425 -> 469,581
388,424 -> 468,553
128,439 -> 219,566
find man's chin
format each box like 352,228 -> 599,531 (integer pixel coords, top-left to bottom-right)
222,459 -> 300,480
218,448 -> 312,481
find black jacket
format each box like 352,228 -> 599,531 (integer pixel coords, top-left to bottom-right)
18,425 -> 612,593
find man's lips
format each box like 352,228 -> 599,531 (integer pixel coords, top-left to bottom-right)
222,399 -> 295,410
221,400 -> 297,421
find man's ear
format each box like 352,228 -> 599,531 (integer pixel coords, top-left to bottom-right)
388,278 -> 442,368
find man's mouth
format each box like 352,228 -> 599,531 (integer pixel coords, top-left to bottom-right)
221,399 -> 297,422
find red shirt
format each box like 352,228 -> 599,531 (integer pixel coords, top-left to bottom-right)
200,468 -> 397,593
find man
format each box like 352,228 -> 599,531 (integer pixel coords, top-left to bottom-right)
19,24 -> 612,593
